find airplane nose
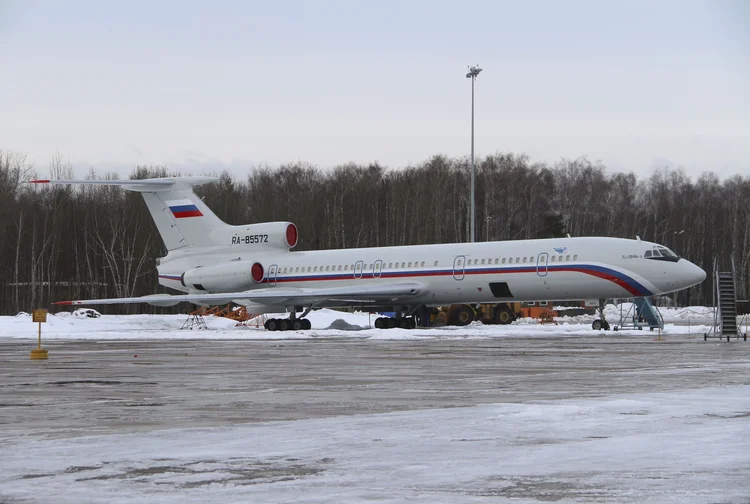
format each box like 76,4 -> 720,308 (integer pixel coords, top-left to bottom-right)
683,260 -> 706,287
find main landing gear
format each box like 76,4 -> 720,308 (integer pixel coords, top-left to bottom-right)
592,299 -> 610,331
374,305 -> 422,329
374,316 -> 417,329
264,316 -> 311,331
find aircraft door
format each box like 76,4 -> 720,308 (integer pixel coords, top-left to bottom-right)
267,264 -> 278,286
453,255 -> 466,280
536,253 -> 548,277
354,260 -> 364,279
373,260 -> 383,278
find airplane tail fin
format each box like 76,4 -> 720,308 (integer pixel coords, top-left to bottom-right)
30,176 -> 225,251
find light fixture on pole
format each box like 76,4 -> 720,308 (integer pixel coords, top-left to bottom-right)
466,64 -> 482,242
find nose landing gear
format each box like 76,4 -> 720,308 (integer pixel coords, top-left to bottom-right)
592,299 -> 610,331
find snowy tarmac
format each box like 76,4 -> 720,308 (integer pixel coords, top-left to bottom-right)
1,310 -> 750,503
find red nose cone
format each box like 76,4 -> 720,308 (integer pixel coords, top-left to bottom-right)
251,262 -> 264,283
286,223 -> 298,248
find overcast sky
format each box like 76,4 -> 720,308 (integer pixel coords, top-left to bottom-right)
1,0 -> 748,179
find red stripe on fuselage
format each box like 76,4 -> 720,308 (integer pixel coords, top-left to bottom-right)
546,266 -> 642,296
262,266 -> 645,295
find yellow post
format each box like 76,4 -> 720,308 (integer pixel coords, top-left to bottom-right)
30,309 -> 48,360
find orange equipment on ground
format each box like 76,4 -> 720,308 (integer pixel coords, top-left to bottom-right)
181,304 -> 266,329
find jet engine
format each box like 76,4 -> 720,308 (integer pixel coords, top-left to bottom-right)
182,261 -> 264,292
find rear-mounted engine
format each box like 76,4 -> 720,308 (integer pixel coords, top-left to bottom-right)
182,261 -> 264,292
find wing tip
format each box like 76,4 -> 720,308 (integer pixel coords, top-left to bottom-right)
29,179 -> 51,184
52,301 -> 75,305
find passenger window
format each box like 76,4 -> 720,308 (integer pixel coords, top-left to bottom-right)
502,258 -> 506,264
434,261 -> 438,266
494,258 -> 499,264
566,255 -> 570,261
408,262 -> 412,267
421,261 -> 425,267
388,262 -> 393,268
481,259 -> 486,265
314,266 -> 318,272
295,267 -> 299,273
573,255 -> 578,260
523,257 -> 527,263
529,257 -> 534,262
558,255 -> 563,262
401,262 -> 405,268
551,256 -> 556,262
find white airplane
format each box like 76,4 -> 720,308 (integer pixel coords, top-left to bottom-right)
32,176 -> 706,331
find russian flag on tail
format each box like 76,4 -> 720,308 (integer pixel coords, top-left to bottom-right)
167,199 -> 203,218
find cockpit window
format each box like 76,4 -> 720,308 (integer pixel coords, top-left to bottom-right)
645,246 -> 679,262
659,247 -> 679,259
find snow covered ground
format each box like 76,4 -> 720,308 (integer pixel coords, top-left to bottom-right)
2,306 -> 749,503
0,305 -> 725,341
1,386 -> 748,503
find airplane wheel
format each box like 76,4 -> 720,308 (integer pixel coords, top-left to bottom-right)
387,318 -> 398,329
451,305 -> 474,326
375,317 -> 386,329
280,319 -> 290,331
292,319 -> 302,331
302,319 -> 311,330
494,304 -> 514,325
592,320 -> 603,330
266,319 -> 279,331
399,318 -> 411,329
409,317 -> 416,329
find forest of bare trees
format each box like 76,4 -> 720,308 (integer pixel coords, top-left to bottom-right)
1,149 -> 747,315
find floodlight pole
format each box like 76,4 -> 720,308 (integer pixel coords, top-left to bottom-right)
466,65 -> 482,242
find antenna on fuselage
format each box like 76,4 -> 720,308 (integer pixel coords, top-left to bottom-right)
636,235 -> 641,241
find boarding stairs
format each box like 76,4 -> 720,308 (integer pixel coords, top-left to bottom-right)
614,297 -> 663,331
705,257 -> 746,341
634,297 -> 664,330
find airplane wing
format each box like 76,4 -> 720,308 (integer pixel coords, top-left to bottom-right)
52,282 -> 425,307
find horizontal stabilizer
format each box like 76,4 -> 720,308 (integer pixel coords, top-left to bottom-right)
29,176 -> 218,193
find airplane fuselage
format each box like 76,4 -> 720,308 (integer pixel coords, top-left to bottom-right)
157,236 -> 706,311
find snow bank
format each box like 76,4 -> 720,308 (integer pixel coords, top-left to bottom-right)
0,306 -> 717,341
